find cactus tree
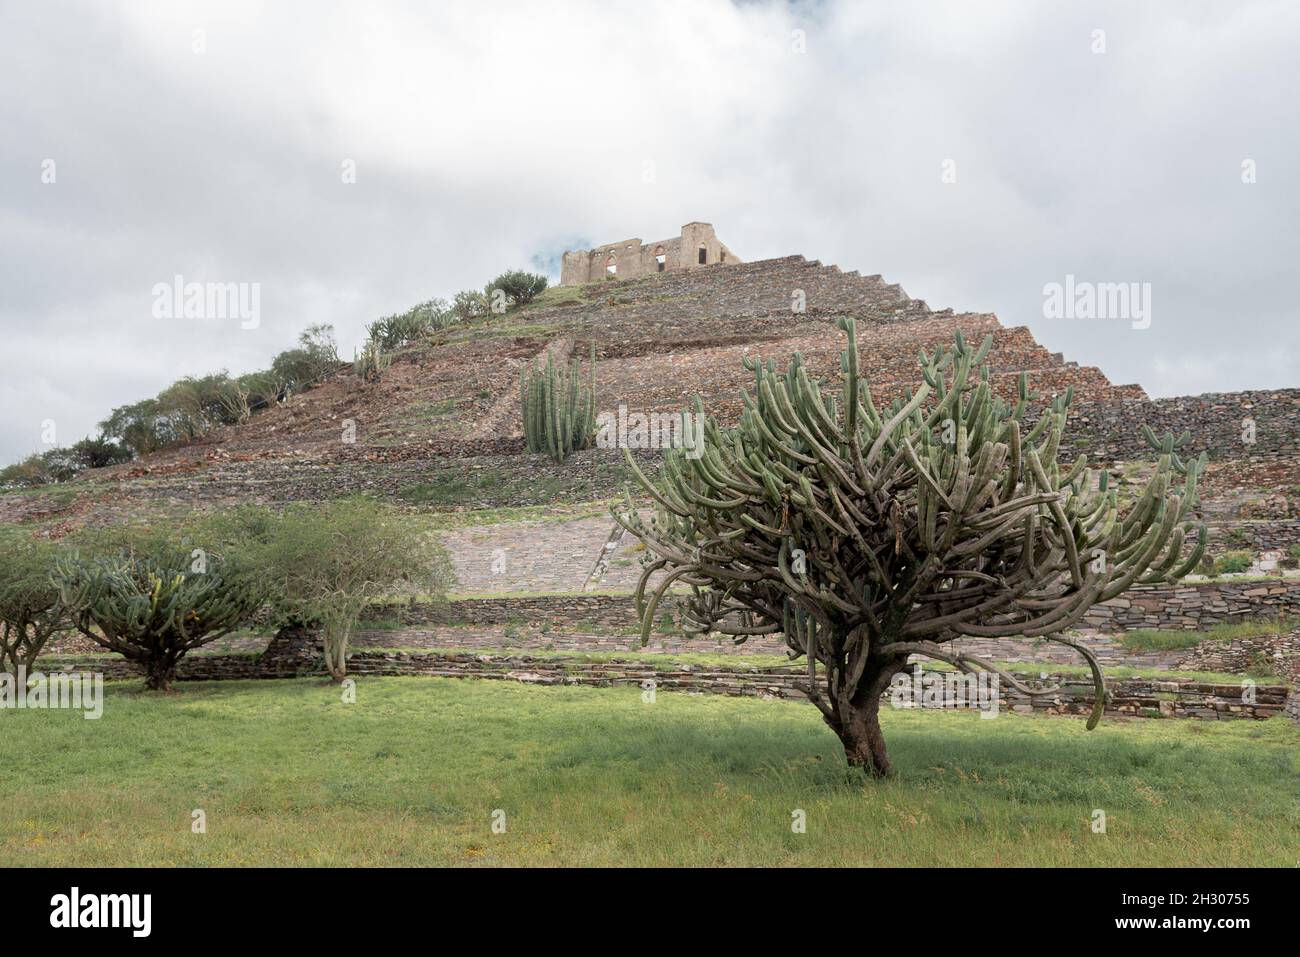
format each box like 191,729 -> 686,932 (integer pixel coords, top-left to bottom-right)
521,344 -> 597,463
56,536 -> 264,691
615,319 -> 1206,777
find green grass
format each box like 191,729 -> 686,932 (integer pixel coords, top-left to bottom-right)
398,468 -> 513,505
1118,617 -> 1297,653
2,677 -> 1296,866
524,284 -> 586,308
421,502 -> 613,530
396,459 -> 638,509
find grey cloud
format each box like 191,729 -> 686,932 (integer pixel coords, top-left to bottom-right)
1,0 -> 1296,464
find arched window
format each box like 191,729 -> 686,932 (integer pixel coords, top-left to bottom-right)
654,245 -> 666,272
697,245 -> 707,265
605,255 -> 617,275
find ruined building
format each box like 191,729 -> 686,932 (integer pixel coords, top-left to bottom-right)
560,222 -> 742,286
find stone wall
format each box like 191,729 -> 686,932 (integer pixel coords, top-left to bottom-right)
372,593 -> 636,628
1082,578 -> 1300,631
1208,520 -> 1300,552
55,639 -> 1290,722
1060,389 -> 1300,462
561,222 -> 741,285
375,579 -> 1300,635
1177,629 -> 1300,682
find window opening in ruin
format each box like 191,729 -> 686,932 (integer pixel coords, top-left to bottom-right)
697,245 -> 707,264
656,254 -> 666,271
606,256 -> 617,275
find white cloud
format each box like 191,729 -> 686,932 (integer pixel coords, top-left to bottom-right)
1,0 -> 1296,462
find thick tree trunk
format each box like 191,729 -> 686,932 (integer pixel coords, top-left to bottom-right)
832,693 -> 892,776
824,658 -> 906,779
143,654 -> 178,693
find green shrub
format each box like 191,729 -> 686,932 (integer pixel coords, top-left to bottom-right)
451,290 -> 490,322
0,454 -> 55,488
0,528 -> 70,675
486,270 -> 548,309
68,436 -> 133,470
250,497 -> 455,681
1218,550 -> 1254,574
99,398 -> 174,456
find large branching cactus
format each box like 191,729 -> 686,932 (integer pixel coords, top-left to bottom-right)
615,318 -> 1206,777
521,344 -> 597,463
55,538 -> 265,691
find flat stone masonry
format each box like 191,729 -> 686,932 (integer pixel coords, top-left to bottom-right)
1081,578 -> 1300,631
53,637 -> 1290,722
379,578 -> 1300,635
1177,629 -> 1300,682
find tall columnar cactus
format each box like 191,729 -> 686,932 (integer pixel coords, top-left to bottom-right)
521,343 -> 597,463
615,318 -> 1206,777
55,539 -> 265,691
354,337 -> 390,383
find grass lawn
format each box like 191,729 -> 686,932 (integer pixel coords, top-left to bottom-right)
1,677 -> 1297,867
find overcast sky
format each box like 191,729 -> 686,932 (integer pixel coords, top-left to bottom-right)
2,0 -> 1297,465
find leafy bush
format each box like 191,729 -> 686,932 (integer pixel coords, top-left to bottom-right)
68,436 -> 133,470
100,398 -> 174,456
0,436 -> 134,488
156,372 -> 248,441
451,290 -> 490,322
248,498 -> 455,681
1218,550 -> 1254,574
0,528 -> 70,674
0,454 -> 55,488
485,270 -> 548,308
269,325 -> 340,398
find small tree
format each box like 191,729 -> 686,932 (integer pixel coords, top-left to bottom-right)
255,498 -> 454,682
69,436 -> 133,470
0,529 -> 70,676
0,453 -> 55,488
616,320 -> 1206,777
100,398 -> 173,456
55,527 -> 265,691
452,290 -> 490,322
486,270 -> 548,308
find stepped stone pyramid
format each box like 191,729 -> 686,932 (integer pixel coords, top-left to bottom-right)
17,227 -> 1300,714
